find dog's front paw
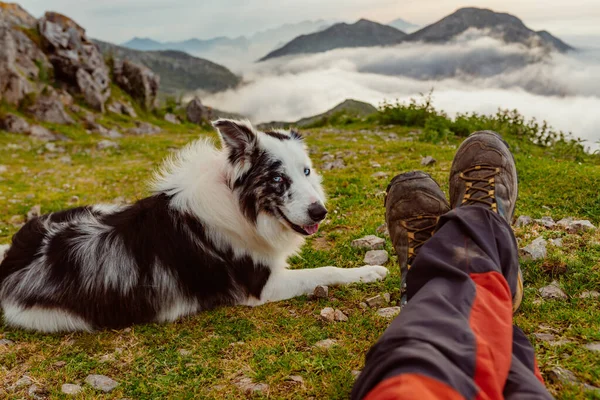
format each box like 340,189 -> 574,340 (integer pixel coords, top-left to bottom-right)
356,265 -> 388,283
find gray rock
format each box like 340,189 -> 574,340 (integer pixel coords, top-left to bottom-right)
313,285 -> 328,299
287,375 -> 304,385
539,280 -> 567,300
535,216 -> 556,229
548,367 -> 578,385
515,215 -> 533,227
584,342 -> 600,352
28,384 -> 49,400
579,290 -> 600,299
370,161 -> 381,168
0,113 -> 30,133
321,153 -> 334,161
364,250 -> 388,265
352,235 -> 385,250
420,155 -> 436,166
61,383 -> 83,395
351,370 -> 361,379
0,338 -> 15,346
383,293 -> 391,303
320,307 -> 335,322
69,195 -> 79,204
549,238 -> 563,247
376,223 -> 389,237
113,59 -> 159,109
27,205 -> 41,221
0,3 -> 38,28
322,158 -> 346,170
14,375 -> 33,389
97,140 -> 119,150
567,220 -> 596,233
371,172 -> 389,179
334,309 -> 348,322
84,374 -> 118,392
557,217 -> 574,228
534,332 -> 571,346
107,101 -> 137,117
313,339 -> 338,349
128,121 -> 161,135
28,92 -> 75,124
29,125 -> 58,141
358,302 -> 368,310
164,113 -> 180,124
59,155 -> 72,164
178,349 -> 192,356
0,165 -> 7,173
365,295 -> 386,308
520,237 -> 547,260
232,374 -> 269,394
186,96 -> 211,124
0,25 -> 34,105
376,307 -> 402,319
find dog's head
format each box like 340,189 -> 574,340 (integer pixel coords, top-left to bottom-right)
213,119 -> 326,236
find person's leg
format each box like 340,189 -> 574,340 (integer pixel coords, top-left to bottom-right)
352,131 -> 552,400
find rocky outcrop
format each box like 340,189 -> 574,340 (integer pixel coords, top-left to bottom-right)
27,89 -> 74,124
0,113 -> 29,132
186,97 -> 211,124
113,59 -> 159,110
0,3 -> 36,28
0,23 -> 33,104
38,12 -> 110,111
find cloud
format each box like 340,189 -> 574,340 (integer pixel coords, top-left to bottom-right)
204,36 -> 600,149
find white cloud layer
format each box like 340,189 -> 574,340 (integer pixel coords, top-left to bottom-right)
204,38 -> 600,149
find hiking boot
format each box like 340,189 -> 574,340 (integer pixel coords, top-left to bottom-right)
385,171 -> 450,304
449,130 -> 523,312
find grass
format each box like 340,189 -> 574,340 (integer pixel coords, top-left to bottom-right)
1,109 -> 599,399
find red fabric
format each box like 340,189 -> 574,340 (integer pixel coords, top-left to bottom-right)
533,359 -> 545,385
469,272 -> 514,400
365,373 -> 465,400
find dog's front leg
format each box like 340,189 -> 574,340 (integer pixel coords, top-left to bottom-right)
243,265 -> 388,306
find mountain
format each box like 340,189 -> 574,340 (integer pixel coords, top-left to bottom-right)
259,19 -> 407,61
94,40 -> 240,95
405,7 -> 573,52
123,36 -> 250,54
388,18 -> 420,33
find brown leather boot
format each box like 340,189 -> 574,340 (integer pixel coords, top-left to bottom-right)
449,130 -> 523,312
385,171 -> 450,304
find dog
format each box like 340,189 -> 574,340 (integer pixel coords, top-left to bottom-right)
0,119 -> 388,332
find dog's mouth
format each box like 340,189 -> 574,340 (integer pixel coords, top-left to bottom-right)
277,209 -> 320,236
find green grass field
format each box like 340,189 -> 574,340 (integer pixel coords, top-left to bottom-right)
1,112 -> 599,399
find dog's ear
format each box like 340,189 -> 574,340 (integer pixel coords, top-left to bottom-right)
212,119 -> 257,158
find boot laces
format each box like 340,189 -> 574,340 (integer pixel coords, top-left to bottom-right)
401,215 -> 440,270
459,165 -> 500,212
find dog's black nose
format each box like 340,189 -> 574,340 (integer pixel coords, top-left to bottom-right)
308,202 -> 327,222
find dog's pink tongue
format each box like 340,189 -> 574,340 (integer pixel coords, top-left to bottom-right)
303,224 -> 319,235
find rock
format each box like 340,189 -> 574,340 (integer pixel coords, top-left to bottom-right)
53,361 -> 67,367
113,59 -> 159,109
59,155 -> 72,164
376,307 -> 401,319
84,374 -> 118,392
534,332 -> 571,346
351,370 -> 361,379
97,140 -> 119,150
320,307 -> 335,322
556,217 -> 573,228
365,295 -> 386,308
178,349 -> 192,356
107,101 -> 137,118
313,285 -> 328,299
334,309 -> 348,322
44,142 -> 64,153
0,24 -> 34,105
536,216 -> 556,229
321,153 -> 334,161
128,121 -> 161,135
376,223 -> 389,237
352,235 -> 385,250
421,156 -> 436,166
0,165 -> 7,173
186,96 -> 211,124
371,172 -> 389,179
567,220 -> 596,233
232,374 -> 269,394
323,158 -> 346,170
164,113 -> 180,124
0,338 -> 15,346
364,250 -> 388,265
520,237 -> 547,260
370,162 -> 381,168
61,383 -> 83,395
538,281 -> 567,300
515,215 -> 533,227
548,367 -> 579,385
0,113 -> 29,133
313,339 -> 338,349
549,238 -> 563,247
27,205 -> 41,221
383,293 -> 391,303
28,384 -> 50,400
0,3 -> 37,28
579,290 -> 600,299
287,375 -> 304,386
29,125 -> 58,141
359,302 -> 368,310
38,12 -> 110,111
14,375 -> 33,389
584,342 -> 600,352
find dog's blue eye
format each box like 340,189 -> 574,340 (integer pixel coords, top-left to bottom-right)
304,168 -> 311,176
273,176 -> 282,183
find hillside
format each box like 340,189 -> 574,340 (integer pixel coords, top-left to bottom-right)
387,17 -> 420,33
259,19 -> 407,61
405,7 -> 573,52
94,40 -> 240,96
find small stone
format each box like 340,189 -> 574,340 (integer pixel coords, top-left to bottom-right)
556,217 -> 574,228
334,309 -> 348,322
59,155 -> 72,164
128,121 -> 162,135
421,156 -> 436,166
364,250 -> 389,265
313,339 -> 338,349
61,383 -> 83,395
97,140 -> 119,150
287,375 -> 304,385
233,374 -> 269,394
579,290 -> 600,299
520,237 -> 547,260
320,307 -> 335,322
351,370 -> 361,379
371,172 -> 388,179
98,354 -> 114,363
53,361 -> 67,367
28,384 -> 50,400
0,165 -> 7,173
322,159 -> 346,170
27,205 -> 41,221
376,307 -> 402,319
365,295 -> 386,308
178,349 -> 192,356
69,195 -> 80,204
548,367 -> 579,385
14,375 -> 33,389
539,281 -> 567,300
549,238 -> 563,247
359,302 -> 368,310
30,125 -> 58,141
584,342 -> 600,352
370,162 -> 381,168
85,374 -> 119,392
164,113 -> 180,124
536,216 -> 556,229
567,220 -> 596,233
313,285 -> 328,299
515,215 -> 533,227
352,235 -> 385,250
105,129 -> 123,139
376,223 -> 389,237
382,293 -> 391,303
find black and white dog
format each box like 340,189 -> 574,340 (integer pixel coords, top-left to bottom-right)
0,119 -> 387,332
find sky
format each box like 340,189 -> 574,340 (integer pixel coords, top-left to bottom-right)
16,0 -> 600,44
